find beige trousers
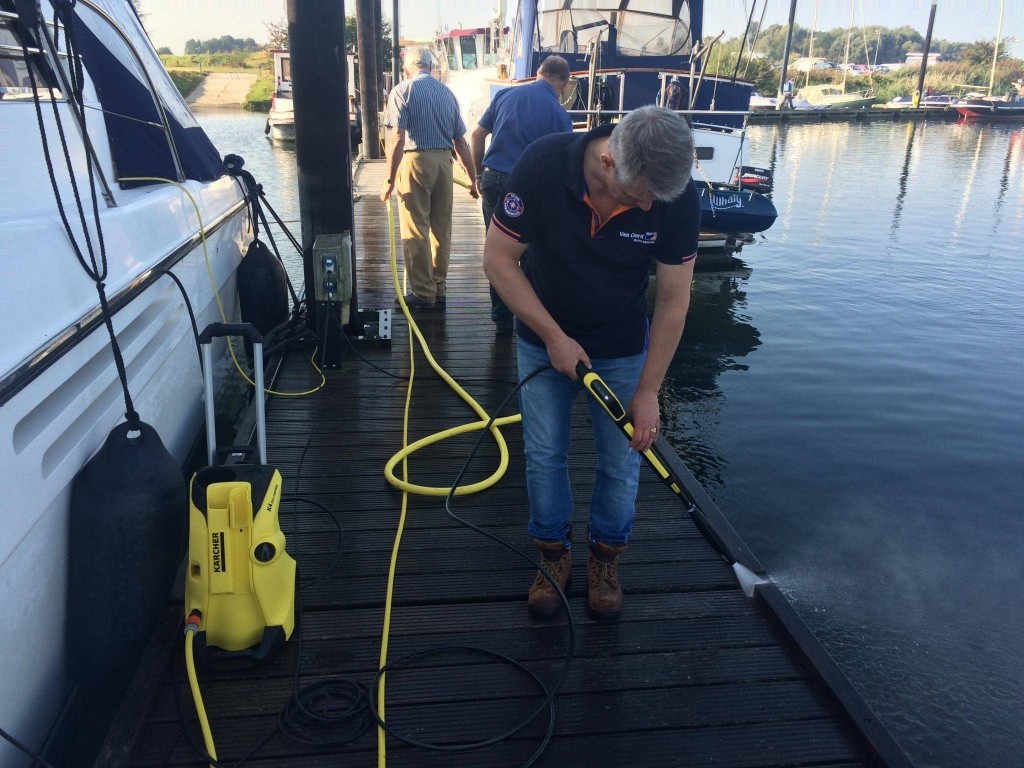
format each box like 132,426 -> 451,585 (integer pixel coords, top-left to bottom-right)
396,149 -> 453,302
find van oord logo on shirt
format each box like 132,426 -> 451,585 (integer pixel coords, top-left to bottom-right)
503,192 -> 525,217
619,231 -> 658,244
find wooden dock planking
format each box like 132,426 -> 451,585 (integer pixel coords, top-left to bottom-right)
122,159 -> 885,767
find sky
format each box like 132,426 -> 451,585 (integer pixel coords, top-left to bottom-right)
139,1 -> 1021,58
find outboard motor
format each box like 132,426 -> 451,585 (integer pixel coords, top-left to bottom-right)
731,166 -> 774,194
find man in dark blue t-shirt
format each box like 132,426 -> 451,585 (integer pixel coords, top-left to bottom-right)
484,106 -> 700,619
471,56 -> 573,334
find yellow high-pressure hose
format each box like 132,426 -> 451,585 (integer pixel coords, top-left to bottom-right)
120,176 -> 326,397
381,203 -> 521,496
184,621 -> 217,767
376,198 -> 523,767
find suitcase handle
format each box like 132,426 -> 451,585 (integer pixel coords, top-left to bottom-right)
199,322 -> 268,467
199,322 -> 263,345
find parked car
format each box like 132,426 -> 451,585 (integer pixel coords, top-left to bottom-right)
791,57 -> 837,72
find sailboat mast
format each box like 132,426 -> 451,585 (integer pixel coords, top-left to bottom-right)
842,2 -> 853,90
805,0 -> 818,87
988,0 -> 1004,94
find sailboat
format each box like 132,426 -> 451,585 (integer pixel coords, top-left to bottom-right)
795,0 -> 873,109
955,0 -> 1024,119
494,0 -> 777,247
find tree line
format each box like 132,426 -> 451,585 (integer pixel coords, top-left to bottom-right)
183,35 -> 260,55
729,22 -> 1014,68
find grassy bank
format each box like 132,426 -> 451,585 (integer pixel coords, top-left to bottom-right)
242,74 -> 274,112
161,51 -> 274,110
160,50 -> 270,73
169,70 -> 204,98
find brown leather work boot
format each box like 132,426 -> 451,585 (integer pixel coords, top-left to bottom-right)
528,539 -> 571,618
587,542 -> 627,619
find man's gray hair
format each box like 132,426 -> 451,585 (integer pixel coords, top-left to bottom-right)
608,106 -> 694,201
405,46 -> 433,70
537,55 -> 570,83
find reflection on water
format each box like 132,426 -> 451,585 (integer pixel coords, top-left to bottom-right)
661,259 -> 760,489
890,121 -> 916,236
663,120 -> 1024,768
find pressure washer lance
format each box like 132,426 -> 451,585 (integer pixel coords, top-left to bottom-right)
574,361 -> 767,595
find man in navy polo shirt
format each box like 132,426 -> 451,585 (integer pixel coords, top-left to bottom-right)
483,106 -> 699,619
470,55 -> 573,334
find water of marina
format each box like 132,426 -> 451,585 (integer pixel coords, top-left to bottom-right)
197,110 -> 1023,768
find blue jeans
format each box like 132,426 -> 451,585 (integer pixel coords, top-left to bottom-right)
516,337 -> 646,549
479,169 -> 514,326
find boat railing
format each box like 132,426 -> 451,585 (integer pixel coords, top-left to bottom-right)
564,108 -> 751,118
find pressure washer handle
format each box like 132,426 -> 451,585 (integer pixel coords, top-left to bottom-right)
576,361 -> 745,566
199,322 -> 267,467
575,361 -> 681,494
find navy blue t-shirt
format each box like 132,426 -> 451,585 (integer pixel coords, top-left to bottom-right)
490,123 -> 701,359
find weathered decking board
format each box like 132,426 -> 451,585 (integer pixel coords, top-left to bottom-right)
123,160 -> 887,767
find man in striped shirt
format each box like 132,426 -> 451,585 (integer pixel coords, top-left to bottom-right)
381,46 -> 478,310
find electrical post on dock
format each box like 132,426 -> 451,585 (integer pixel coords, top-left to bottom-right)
289,0 -> 355,368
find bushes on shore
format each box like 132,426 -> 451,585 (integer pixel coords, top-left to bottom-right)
242,75 -> 274,112
169,70 -> 204,98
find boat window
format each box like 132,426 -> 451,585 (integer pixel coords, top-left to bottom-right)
0,20 -> 63,101
443,38 -> 457,71
538,10 -> 610,54
461,39 -> 477,70
615,12 -> 690,56
538,5 -> 690,57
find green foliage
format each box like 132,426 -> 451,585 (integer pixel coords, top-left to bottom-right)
713,21 -> 1024,103
156,46 -> 173,56
744,22 -> 967,67
345,15 -> 394,73
264,20 -> 288,51
262,14 -> 394,73
160,51 -> 269,74
184,35 -> 259,56
242,74 -> 274,112
958,39 -> 1013,67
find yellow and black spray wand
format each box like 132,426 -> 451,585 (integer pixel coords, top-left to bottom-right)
575,361 -> 768,595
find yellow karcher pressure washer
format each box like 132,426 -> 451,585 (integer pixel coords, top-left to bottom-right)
186,323 -> 296,666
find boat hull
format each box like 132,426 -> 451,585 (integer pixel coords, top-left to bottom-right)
0,199 -> 247,761
268,118 -> 296,142
956,99 -> 1024,120
696,184 -> 778,235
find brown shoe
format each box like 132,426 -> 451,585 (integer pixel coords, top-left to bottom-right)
528,539 -> 571,618
587,542 -> 627,619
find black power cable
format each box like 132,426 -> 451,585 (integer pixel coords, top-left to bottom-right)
367,363 -> 574,768
154,269 -> 203,370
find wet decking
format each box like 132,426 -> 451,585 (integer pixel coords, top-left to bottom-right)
113,160 -> 909,767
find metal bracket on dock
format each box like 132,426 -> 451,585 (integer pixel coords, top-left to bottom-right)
346,308 -> 391,348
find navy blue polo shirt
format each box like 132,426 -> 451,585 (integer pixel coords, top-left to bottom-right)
478,80 -> 573,174
490,123 -> 701,359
